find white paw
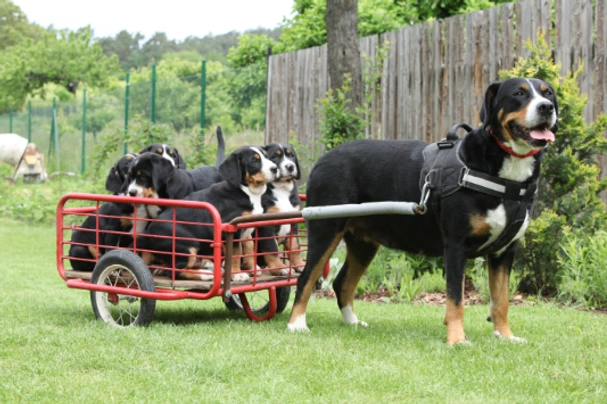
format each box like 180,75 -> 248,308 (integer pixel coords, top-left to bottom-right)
232,272 -> 250,282
493,331 -> 527,343
341,305 -> 368,327
293,264 -> 305,273
270,268 -> 289,276
287,314 -> 309,332
199,273 -> 214,281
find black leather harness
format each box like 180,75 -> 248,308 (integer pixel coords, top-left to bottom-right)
419,124 -> 538,255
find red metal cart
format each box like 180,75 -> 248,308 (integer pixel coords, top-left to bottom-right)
56,193 -> 328,327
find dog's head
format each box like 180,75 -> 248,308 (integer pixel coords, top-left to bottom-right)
264,143 -> 301,182
218,146 -> 279,193
139,144 -> 187,169
480,78 -> 558,154
123,152 -> 175,199
105,153 -> 138,195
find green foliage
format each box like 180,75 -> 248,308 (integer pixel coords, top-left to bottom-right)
0,26 -> 120,112
0,0 -> 42,50
500,34 -> 607,295
317,43 -> 389,150
558,230 -> 607,309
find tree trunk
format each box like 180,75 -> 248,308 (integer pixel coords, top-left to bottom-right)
326,0 -> 362,110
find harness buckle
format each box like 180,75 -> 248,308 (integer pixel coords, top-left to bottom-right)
417,181 -> 431,215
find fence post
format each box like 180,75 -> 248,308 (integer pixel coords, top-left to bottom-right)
200,60 -> 207,148
81,88 -> 87,174
49,97 -> 60,166
28,100 -> 32,143
151,64 -> 157,124
9,107 -> 12,133
124,72 -> 130,154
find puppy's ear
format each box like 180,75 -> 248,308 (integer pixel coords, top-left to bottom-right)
480,82 -> 502,127
105,166 -> 123,194
288,144 -> 301,180
218,152 -> 242,188
176,153 -> 187,170
151,157 -> 175,194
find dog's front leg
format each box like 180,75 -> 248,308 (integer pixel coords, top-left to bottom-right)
487,250 -> 526,343
443,246 -> 468,345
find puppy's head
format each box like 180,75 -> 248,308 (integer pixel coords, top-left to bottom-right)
264,143 -> 301,181
123,152 -> 174,198
480,78 -> 558,152
139,144 -> 187,169
218,146 -> 278,192
105,153 -> 138,195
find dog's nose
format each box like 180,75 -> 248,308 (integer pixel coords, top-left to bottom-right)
286,164 -> 295,173
537,102 -> 554,115
270,166 -> 278,175
128,189 -> 137,197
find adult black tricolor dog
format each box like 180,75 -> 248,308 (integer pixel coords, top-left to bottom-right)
288,78 -> 558,345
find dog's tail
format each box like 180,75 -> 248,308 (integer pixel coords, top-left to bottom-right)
215,126 -> 225,167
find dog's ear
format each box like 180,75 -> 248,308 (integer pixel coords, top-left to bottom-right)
105,166 -> 123,194
548,84 -> 559,134
480,82 -> 502,127
288,144 -> 301,180
175,152 -> 187,170
218,151 -> 242,188
151,157 -> 175,194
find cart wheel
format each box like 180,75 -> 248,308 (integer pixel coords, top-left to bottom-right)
224,286 -> 291,313
90,250 -> 156,327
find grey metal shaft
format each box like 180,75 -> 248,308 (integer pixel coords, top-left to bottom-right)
301,201 -> 418,220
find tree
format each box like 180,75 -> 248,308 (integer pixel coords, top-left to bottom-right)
0,26 -> 120,111
326,0 -> 362,109
0,0 -> 42,50
96,30 -> 145,71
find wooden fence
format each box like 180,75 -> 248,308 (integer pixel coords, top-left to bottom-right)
266,0 -> 607,174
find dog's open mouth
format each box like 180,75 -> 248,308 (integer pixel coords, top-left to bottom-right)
511,122 -> 555,143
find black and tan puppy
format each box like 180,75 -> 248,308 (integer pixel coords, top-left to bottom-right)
138,144 -> 187,169
68,202 -> 134,271
288,78 -> 558,345
105,153 -> 138,195
135,146 -> 279,282
260,143 -> 305,272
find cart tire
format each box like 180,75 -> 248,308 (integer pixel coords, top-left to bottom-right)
90,250 -> 156,327
224,286 -> 291,313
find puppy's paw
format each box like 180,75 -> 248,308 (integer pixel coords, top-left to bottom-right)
232,272 -> 250,282
493,331 -> 527,343
269,268 -> 289,276
340,305 -> 368,327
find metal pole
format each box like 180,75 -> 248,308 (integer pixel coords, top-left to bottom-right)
124,72 -> 130,154
151,64 -> 156,124
81,88 -> 87,174
9,107 -> 12,133
28,100 -> 32,143
200,60 -> 207,155
264,46 -> 272,144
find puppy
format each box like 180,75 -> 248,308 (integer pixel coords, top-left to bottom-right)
105,153 -> 138,195
68,202 -> 134,271
139,144 -> 187,169
288,78 -> 558,345
135,146 -> 279,282
260,143 -> 305,273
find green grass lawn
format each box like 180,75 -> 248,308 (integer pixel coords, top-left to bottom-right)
1,218 -> 606,403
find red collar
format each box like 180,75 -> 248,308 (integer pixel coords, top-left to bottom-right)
487,128 -> 542,159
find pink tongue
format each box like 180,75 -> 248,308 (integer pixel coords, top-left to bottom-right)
529,128 -> 555,142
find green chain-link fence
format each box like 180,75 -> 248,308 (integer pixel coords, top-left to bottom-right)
0,60 -> 267,176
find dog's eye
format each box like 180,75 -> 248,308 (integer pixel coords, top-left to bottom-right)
514,90 -> 525,96
544,90 -> 553,96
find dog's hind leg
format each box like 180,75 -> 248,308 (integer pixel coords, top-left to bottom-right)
289,219 -> 346,332
333,231 -> 380,327
443,246 -> 468,345
487,251 -> 526,343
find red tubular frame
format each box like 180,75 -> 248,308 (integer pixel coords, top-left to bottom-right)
56,193 -> 329,321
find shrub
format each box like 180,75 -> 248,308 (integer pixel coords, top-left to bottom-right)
558,230 -> 607,308
500,33 -> 607,295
